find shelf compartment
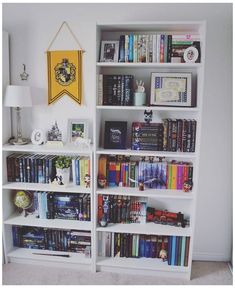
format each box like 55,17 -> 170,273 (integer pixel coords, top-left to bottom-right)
96,148 -> 196,159
96,105 -> 199,112
96,222 -> 191,237
96,187 -> 193,200
4,214 -> 92,231
97,256 -> 189,272
97,62 -> 202,69
2,143 -> 92,155
2,182 -> 91,194
7,248 -> 91,265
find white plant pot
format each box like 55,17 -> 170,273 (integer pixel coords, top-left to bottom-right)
56,167 -> 70,186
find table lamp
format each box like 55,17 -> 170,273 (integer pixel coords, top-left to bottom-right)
4,85 -> 32,145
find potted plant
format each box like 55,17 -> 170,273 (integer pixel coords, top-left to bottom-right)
55,156 -> 72,186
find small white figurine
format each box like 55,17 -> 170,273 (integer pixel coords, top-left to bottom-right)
136,80 -> 145,93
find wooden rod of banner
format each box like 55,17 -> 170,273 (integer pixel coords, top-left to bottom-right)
46,21 -> 85,53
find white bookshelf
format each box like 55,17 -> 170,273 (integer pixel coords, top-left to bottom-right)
94,21 -> 206,279
2,143 -> 95,271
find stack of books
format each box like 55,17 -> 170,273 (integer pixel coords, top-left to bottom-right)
132,122 -> 164,151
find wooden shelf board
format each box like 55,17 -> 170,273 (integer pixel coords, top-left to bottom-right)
96,106 -> 199,112
96,222 -> 191,237
2,182 -> 91,194
97,256 -> 189,272
4,213 -> 92,231
96,187 -> 193,199
96,148 -> 196,158
8,248 -> 91,265
2,143 -> 92,155
97,62 -> 202,68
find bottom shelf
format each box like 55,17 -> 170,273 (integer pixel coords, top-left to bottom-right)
7,248 -> 92,265
96,256 -> 189,272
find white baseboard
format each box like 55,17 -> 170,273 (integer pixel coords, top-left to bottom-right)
193,252 -> 231,262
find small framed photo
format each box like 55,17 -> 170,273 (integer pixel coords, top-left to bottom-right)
150,72 -> 192,107
104,121 -> 127,149
68,119 -> 89,144
100,41 -> 119,62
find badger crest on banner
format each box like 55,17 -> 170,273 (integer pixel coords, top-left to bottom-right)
46,22 -> 85,105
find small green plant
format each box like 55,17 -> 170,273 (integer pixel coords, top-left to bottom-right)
55,156 -> 72,169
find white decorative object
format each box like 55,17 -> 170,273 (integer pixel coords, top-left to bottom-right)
55,167 -> 70,186
31,129 -> 45,145
134,80 -> 146,106
183,46 -> 199,63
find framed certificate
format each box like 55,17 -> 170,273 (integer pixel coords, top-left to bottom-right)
150,72 -> 192,107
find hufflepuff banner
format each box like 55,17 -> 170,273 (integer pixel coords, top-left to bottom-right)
47,50 -> 83,105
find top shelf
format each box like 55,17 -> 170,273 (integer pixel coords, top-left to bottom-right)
2,143 -> 93,155
97,21 -> 205,33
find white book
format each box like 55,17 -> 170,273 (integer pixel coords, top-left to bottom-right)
97,74 -> 103,105
152,34 -> 157,62
111,232 -> 115,257
156,34 -> 161,63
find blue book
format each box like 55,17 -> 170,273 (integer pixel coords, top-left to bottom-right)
175,236 -> 179,265
128,33 -> 134,62
75,158 -> 80,185
171,236 -> 176,265
164,34 -> 168,63
144,236 -> 151,258
167,236 -> 172,265
181,236 -> 186,266
139,235 -> 145,257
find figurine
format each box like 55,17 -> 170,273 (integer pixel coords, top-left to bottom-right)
47,121 -> 62,142
84,174 -> 90,188
136,80 -> 145,93
159,249 -> 167,262
144,110 -> 153,124
98,175 -> 107,188
183,180 -> 193,192
20,64 -> 29,81
99,214 -> 108,227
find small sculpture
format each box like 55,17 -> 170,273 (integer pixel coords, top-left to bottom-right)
183,180 -> 193,192
98,175 -> 107,188
144,110 -> 153,123
136,80 -> 145,93
47,121 -> 62,142
159,249 -> 167,262
84,174 -> 90,188
20,64 -> 29,81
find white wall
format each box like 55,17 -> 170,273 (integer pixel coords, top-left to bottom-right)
2,3 -> 232,261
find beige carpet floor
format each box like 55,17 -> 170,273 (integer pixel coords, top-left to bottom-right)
2,261 -> 233,285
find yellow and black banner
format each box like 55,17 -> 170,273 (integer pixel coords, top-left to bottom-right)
47,50 -> 82,105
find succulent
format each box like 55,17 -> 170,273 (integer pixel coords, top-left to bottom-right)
55,156 -> 72,169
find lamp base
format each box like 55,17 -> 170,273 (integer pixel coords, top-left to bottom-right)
9,138 -> 30,145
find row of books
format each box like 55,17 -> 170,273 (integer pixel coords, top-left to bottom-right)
31,192 -> 91,221
6,153 -> 90,187
98,155 -> 193,190
132,120 -> 197,152
98,74 -> 134,106
162,119 -> 197,152
117,33 -> 200,63
98,232 -> 190,266
132,122 -> 164,151
12,226 -> 91,254
98,195 -> 147,224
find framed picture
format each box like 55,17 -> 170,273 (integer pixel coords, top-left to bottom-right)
68,119 -> 89,144
150,72 -> 192,107
100,41 -> 119,62
104,121 -> 127,149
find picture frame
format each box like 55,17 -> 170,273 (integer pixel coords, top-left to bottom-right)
31,129 -> 45,145
104,121 -> 127,149
67,119 -> 89,144
150,72 -> 192,107
100,41 -> 119,62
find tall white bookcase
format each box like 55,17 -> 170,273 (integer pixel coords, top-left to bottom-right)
94,21 -> 206,280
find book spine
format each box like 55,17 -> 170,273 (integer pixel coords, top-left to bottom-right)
171,236 -> 176,265
167,35 -> 172,62
191,120 -> 197,152
97,74 -> 103,105
160,34 -> 164,63
128,33 -> 133,62
164,34 -> 168,63
156,34 -> 161,63
125,35 -> 129,62
171,120 -> 177,152
119,35 -> 125,62
181,236 -> 186,266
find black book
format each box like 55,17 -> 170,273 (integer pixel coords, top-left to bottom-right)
119,35 -> 125,62
171,120 -> 177,152
191,120 -> 197,152
104,121 -> 127,149
167,35 -> 172,63
186,120 -> 192,152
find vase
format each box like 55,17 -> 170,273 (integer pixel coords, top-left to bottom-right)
56,167 -> 70,186
133,92 -> 146,106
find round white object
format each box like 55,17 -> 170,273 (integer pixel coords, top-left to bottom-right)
183,46 -> 199,63
31,129 -> 45,145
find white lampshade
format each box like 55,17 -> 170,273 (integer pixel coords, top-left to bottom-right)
4,85 -> 32,107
